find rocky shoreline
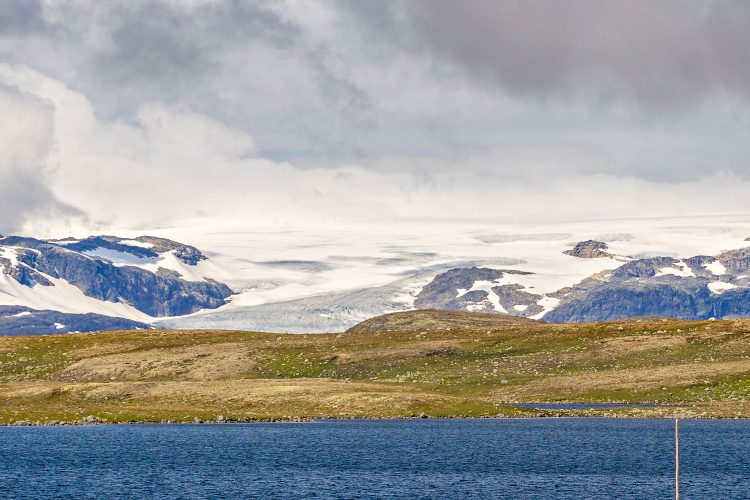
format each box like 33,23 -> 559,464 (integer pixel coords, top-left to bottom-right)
3,410 -> 747,426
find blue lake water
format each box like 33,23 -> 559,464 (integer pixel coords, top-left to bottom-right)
1,418 -> 748,499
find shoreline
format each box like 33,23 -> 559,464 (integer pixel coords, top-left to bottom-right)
3,412 -> 749,427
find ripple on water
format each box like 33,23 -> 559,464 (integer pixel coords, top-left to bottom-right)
0,418 -> 748,499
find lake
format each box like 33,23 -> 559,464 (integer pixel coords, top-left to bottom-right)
1,418 -> 748,499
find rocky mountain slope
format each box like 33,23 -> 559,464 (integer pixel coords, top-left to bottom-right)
545,248 -> 750,322
0,235 -> 233,334
414,267 -> 552,318
416,241 -> 750,322
0,306 -> 150,336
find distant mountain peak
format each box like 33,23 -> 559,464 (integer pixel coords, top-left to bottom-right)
0,235 -> 234,333
417,245 -> 750,323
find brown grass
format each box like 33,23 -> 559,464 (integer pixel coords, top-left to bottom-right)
1,312 -> 750,423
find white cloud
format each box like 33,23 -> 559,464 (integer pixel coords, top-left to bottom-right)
2,0 -> 750,185
2,62 -> 750,239
0,79 -> 83,234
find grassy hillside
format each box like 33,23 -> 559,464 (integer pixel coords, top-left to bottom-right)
346,309 -> 538,333
1,310 -> 750,423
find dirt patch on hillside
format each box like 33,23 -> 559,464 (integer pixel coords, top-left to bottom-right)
596,334 -> 687,355
333,340 -> 464,363
63,341 -> 145,361
504,359 -> 750,399
0,378 -> 487,419
56,343 -> 258,381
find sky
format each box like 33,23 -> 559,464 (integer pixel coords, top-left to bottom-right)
2,0 -> 750,237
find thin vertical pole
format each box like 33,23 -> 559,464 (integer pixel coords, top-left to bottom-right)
675,418 -> 680,500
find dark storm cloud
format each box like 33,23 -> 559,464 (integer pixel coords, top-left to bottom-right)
85,0 -> 371,125
58,0 -> 306,123
92,1 -> 298,89
344,0 -> 750,109
2,0 -> 750,195
0,0 -> 45,34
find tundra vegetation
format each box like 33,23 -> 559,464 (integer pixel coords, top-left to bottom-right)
1,310 -> 749,424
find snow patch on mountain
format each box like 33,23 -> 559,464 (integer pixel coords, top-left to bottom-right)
0,271 -> 153,322
531,296 -> 561,320
0,247 -> 20,266
456,280 -> 507,313
704,260 -> 727,276
82,248 -> 157,266
655,261 -> 695,277
708,281 -> 736,294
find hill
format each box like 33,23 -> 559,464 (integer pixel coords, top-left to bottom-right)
1,312 -> 750,424
346,309 -> 538,333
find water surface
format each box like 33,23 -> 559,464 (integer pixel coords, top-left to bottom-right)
1,418 -> 748,499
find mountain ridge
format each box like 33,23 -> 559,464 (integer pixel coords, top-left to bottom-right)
417,242 -> 750,323
5,232 -> 750,334
0,234 -> 233,334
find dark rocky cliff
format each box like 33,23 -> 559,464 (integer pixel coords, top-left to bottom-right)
0,306 -> 151,336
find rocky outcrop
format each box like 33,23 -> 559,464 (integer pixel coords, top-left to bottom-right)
414,267 -> 503,310
717,247 -> 750,273
132,236 -> 207,265
59,235 -> 207,265
0,306 -> 151,336
414,267 -> 545,317
414,267 -> 536,312
563,240 -> 612,258
491,284 -> 544,317
545,280 -> 750,322
0,253 -> 52,287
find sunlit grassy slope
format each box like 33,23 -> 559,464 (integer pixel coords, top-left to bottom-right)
1,310 -> 750,423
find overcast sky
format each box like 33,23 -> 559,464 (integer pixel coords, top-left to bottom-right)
2,0 -> 750,236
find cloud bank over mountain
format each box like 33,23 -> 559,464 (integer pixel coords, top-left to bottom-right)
0,83 -> 83,234
2,1 -> 750,236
